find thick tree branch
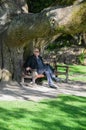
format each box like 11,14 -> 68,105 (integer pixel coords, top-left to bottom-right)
4,1 -> 86,47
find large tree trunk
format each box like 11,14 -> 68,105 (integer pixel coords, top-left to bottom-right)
0,0 -> 28,82
0,33 -> 23,82
0,0 -> 86,82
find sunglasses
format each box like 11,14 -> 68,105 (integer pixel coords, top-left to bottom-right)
34,51 -> 39,52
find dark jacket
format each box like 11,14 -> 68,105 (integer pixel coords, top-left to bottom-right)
23,54 -> 44,69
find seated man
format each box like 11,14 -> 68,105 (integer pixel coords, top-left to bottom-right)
24,48 -> 59,89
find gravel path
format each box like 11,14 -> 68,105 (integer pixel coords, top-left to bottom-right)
0,81 -> 86,101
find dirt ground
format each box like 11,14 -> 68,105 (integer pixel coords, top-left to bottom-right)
0,80 -> 86,102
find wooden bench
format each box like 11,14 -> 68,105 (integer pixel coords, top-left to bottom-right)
21,58 -> 69,83
54,65 -> 69,82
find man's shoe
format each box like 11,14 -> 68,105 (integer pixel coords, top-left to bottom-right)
52,76 -> 61,82
49,84 -> 58,89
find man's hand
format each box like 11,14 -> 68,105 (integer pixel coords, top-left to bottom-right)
26,67 -> 31,71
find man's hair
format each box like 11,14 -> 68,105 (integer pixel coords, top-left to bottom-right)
33,48 -> 40,52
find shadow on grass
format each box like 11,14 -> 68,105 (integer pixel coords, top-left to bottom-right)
0,95 -> 86,130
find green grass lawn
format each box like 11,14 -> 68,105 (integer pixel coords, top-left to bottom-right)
69,65 -> 86,82
57,64 -> 86,82
0,95 -> 86,130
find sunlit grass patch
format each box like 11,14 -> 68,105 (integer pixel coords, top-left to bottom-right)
0,95 -> 86,130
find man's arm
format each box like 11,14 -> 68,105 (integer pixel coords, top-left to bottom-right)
23,56 -> 32,70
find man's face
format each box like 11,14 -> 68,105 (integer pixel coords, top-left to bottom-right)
33,49 -> 40,57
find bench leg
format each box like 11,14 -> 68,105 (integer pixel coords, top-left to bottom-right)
32,71 -> 38,84
32,77 -> 36,83
65,73 -> 68,82
21,77 -> 24,83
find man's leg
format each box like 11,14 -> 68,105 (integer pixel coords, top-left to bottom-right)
45,71 -> 53,85
37,69 -> 53,85
45,65 -> 60,82
44,70 -> 58,89
38,68 -> 58,89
